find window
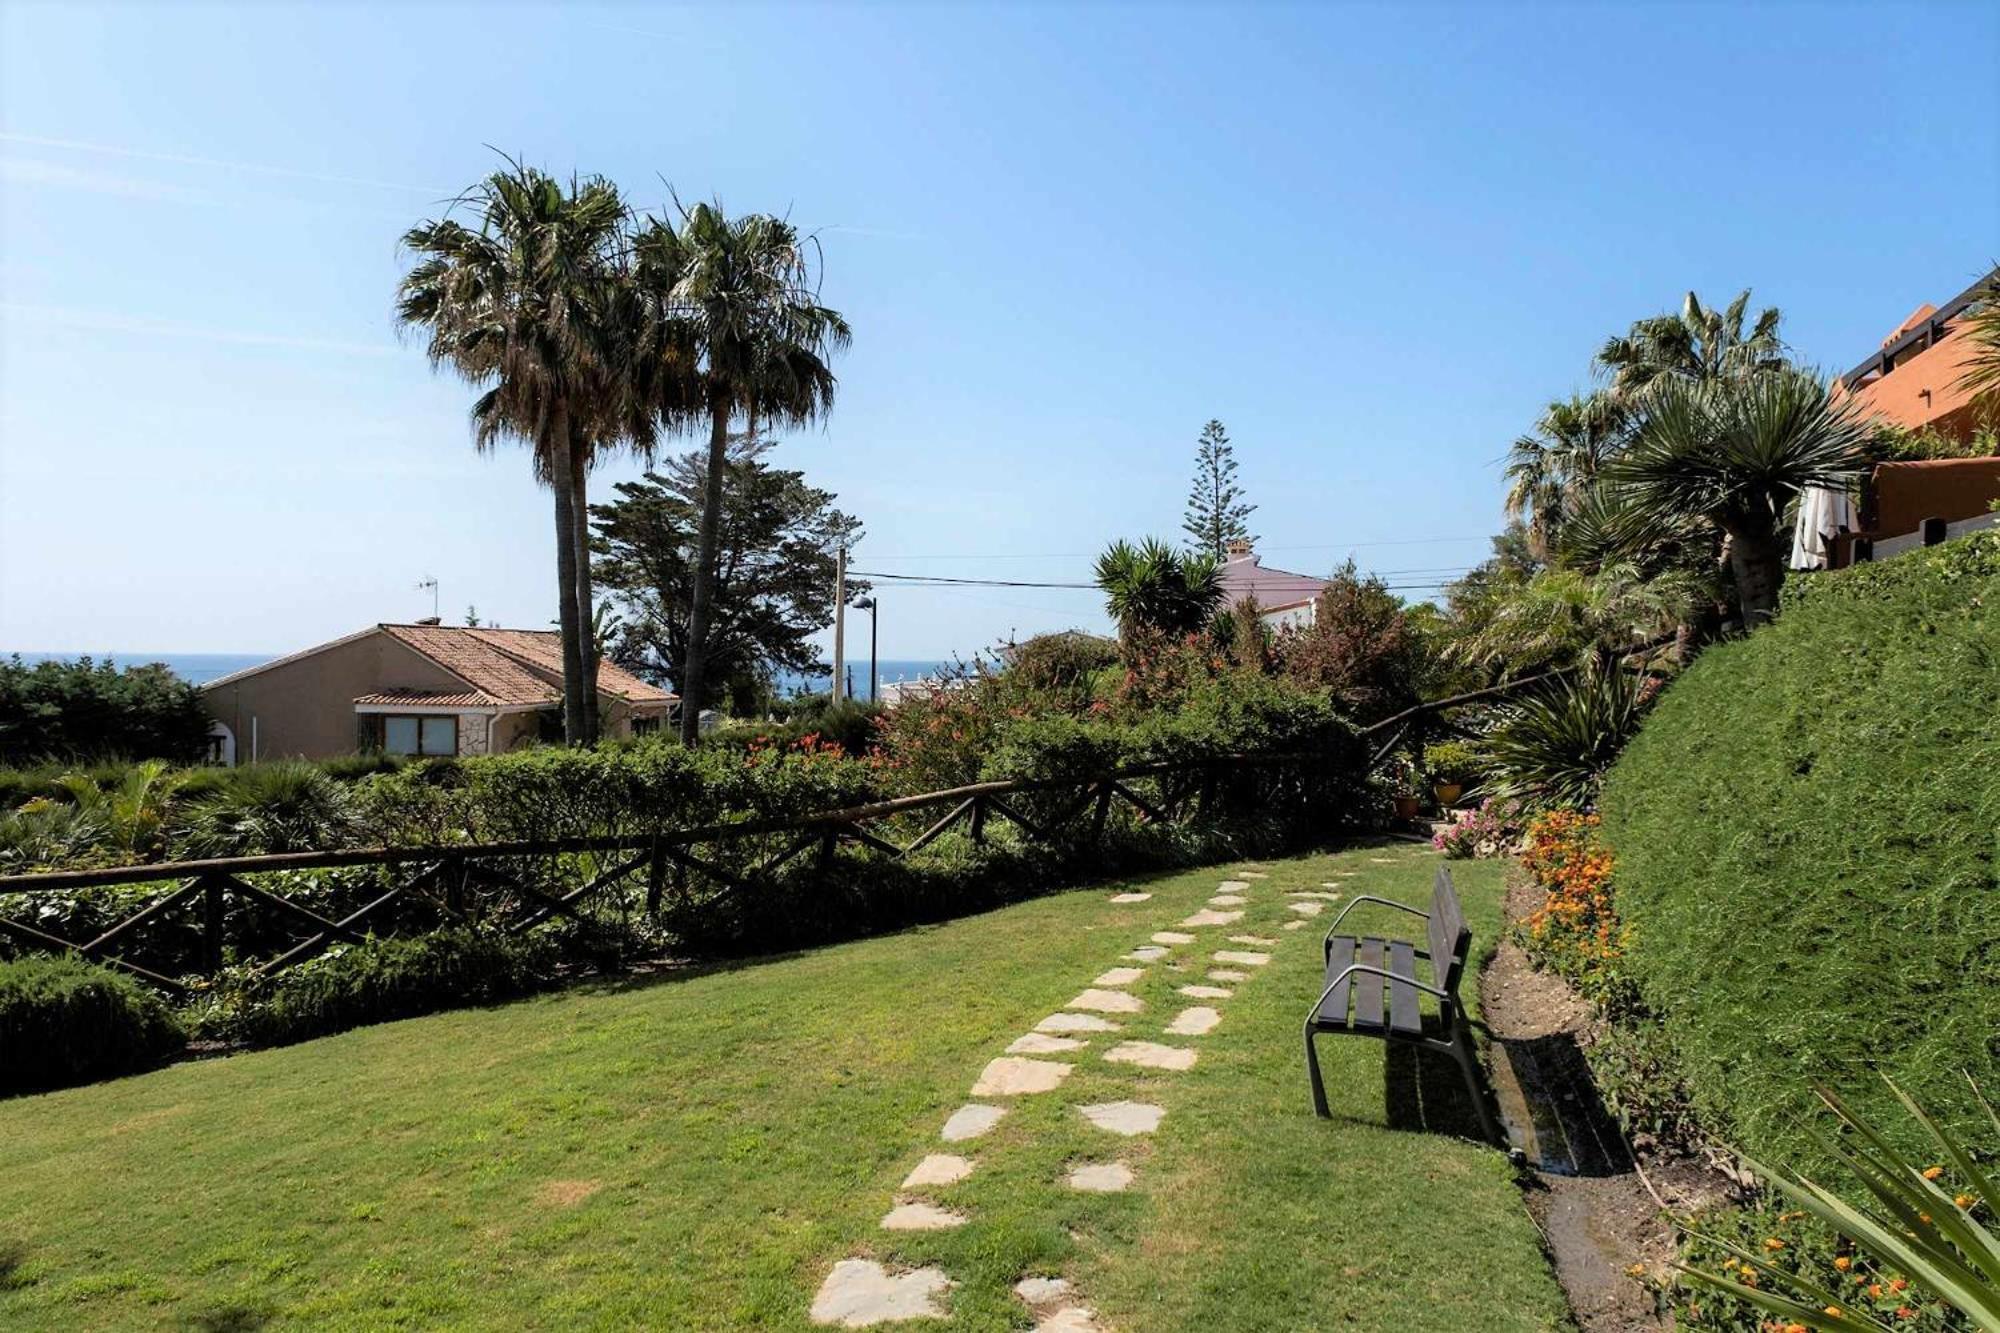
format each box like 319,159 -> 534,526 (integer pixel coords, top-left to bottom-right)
632,716 -> 661,737
382,714 -> 457,756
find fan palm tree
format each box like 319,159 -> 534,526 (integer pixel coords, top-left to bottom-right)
631,200 -> 849,743
1503,393 -> 1631,556
1094,538 -> 1223,644
1597,289 -> 1788,401
397,162 -> 631,744
1602,368 -> 1872,626
1952,267 -> 2000,411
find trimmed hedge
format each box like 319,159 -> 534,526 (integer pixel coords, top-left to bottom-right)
1600,531 -> 2000,1168
0,955 -> 185,1094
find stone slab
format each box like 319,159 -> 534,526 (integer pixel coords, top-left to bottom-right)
1216,879 -> 1251,892
1228,934 -> 1279,946
971,1056 -> 1072,1096
940,1103 -> 1007,1141
902,1154 -> 974,1188
1207,894 -> 1247,906
1288,890 -> 1344,900
1066,988 -> 1143,1014
1213,950 -> 1271,966
1037,1309 -> 1101,1333
1078,1100 -> 1165,1136
1093,967 -> 1145,986
1014,1276 -> 1072,1308
1125,945 -> 1169,961
1066,1161 -> 1134,1193
1179,909 -> 1243,928
1287,901 -> 1325,916
1104,1040 -> 1197,1071
1107,892 -> 1151,903
1150,931 -> 1196,945
1283,920 -> 1308,931
811,1258 -> 953,1326
1037,1012 -> 1121,1034
1009,1032 -> 1087,1055
1165,1007 -> 1221,1036
882,1201 -> 968,1231
1239,871 -> 1269,879
1177,984 -> 1232,999
1208,968 -> 1249,982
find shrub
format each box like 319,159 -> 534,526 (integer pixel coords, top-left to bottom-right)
1421,739 -> 1482,788
1485,659 -> 1653,809
1430,796 -> 1524,859
208,928 -> 561,1047
1602,530 -> 2000,1172
1514,810 -> 1628,1003
180,761 -> 366,856
0,656 -> 210,765
1004,631 -> 1119,707
1272,561 -> 1423,724
0,955 -> 184,1094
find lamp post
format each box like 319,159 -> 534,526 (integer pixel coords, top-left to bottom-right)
856,597 -> 878,702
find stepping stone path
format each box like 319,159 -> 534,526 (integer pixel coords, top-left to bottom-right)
1009,1032 -> 1087,1055
882,1200 -> 968,1231
1080,1101 -> 1166,1135
940,1104 -> 1007,1141
971,1056 -> 1072,1096
812,1259 -> 953,1326
1104,1040 -> 1197,1071
1166,1006 -> 1221,1036
902,1154 -> 974,1188
817,856 -> 1313,1325
1067,988 -> 1143,1014
1065,1162 -> 1134,1193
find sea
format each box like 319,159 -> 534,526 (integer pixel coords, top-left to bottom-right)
6,651 -> 965,697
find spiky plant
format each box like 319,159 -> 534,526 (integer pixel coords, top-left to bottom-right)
1093,538 -> 1224,645
1482,658 -> 1651,809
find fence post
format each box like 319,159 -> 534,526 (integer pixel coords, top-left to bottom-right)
645,839 -> 665,917
1921,516 -> 1947,547
1853,537 -> 1874,563
1090,782 -> 1112,844
969,796 -> 987,845
201,873 -> 225,974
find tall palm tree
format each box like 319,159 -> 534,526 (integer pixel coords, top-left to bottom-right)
1603,368 -> 1872,626
1952,267 -> 2000,412
1093,538 -> 1223,645
1596,289 -> 1787,401
631,200 -> 850,743
1503,393 -> 1631,556
397,163 -> 630,744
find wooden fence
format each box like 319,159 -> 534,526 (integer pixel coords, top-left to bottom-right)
0,752 -> 1337,994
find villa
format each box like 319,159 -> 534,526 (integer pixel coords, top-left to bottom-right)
1217,539 -> 1329,629
200,621 -> 675,764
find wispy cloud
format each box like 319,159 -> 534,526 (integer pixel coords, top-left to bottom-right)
0,156 -> 209,202
0,303 -> 398,357
0,132 -> 443,197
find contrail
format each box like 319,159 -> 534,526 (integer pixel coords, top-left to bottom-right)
0,132 -> 444,196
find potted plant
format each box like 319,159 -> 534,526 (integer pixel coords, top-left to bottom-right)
1424,740 -> 1479,809
1386,755 -> 1423,821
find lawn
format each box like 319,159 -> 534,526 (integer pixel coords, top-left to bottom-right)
0,844 -> 1567,1331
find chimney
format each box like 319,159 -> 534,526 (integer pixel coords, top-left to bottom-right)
415,616 -> 442,626
1225,538 -> 1254,560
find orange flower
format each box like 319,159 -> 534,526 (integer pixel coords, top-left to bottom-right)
1955,1193 -> 1977,1209
1833,1256 -> 1851,1271
1889,1277 -> 1908,1293
1922,1165 -> 1944,1181
1762,1237 -> 1785,1251
1868,1284 -> 1883,1300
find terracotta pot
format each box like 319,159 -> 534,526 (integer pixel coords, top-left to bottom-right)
1433,782 -> 1464,808
1392,795 -> 1422,820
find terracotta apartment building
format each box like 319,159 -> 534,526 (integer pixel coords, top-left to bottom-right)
201,622 -> 674,764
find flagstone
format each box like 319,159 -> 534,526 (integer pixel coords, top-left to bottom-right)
1165,1006 -> 1221,1036
1283,920 -> 1308,931
1228,934 -> 1280,946
1066,1160 -> 1135,1192
1288,900 -> 1324,916
1240,871 -> 1268,879
1217,879 -> 1251,892
1078,1101 -> 1166,1135
1014,1276 -> 1072,1308
902,1154 -> 974,1188
1107,892 -> 1151,903
1066,988 -> 1143,1014
1369,857 -> 1397,863
1150,930 -> 1196,945
1125,945 -> 1169,961
1037,1012 -> 1120,1034
1036,1309 -> 1101,1333
1214,950 -> 1271,966
1177,984 -> 1231,999
1008,1032 -> 1087,1055
1288,890 -> 1343,900
1104,1040 -> 1197,1071
811,1259 -> 953,1326
1093,966 -> 1145,986
1207,894 -> 1247,906
971,1056 -> 1072,1096
1179,909 -> 1242,927
881,1201 -> 968,1231
940,1103 -> 1007,1141
1208,968 -> 1249,982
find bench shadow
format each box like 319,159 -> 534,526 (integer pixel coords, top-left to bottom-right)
1380,1026 -> 1491,1141
186,1307 -> 271,1332
1487,1031 -> 1632,1177
0,1240 -> 25,1288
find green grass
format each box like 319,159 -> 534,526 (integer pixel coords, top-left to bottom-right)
1601,530 -> 2000,1170
0,846 -> 1566,1330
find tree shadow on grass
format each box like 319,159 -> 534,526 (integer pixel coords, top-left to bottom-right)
0,1241 -> 27,1290
186,1306 -> 271,1332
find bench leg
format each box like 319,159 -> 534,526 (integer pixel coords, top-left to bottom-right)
1447,1012 -> 1503,1146
1303,1023 -> 1331,1118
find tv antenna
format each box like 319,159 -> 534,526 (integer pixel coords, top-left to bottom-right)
416,576 -> 439,620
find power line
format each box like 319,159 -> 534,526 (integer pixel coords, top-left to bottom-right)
860,535 -> 1492,560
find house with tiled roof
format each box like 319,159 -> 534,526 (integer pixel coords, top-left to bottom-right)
200,622 -> 674,763
1217,540 -> 1329,630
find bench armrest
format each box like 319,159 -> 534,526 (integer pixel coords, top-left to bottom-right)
1323,895 -> 1429,958
1321,962 -> 1452,1005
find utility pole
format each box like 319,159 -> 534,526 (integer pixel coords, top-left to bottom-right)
832,545 -> 847,704
857,596 -> 879,703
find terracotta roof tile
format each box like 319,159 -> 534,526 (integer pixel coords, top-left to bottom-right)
354,688 -> 500,708
376,624 -> 675,706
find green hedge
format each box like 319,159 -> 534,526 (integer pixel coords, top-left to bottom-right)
0,955 -> 185,1095
1600,531 -> 2000,1168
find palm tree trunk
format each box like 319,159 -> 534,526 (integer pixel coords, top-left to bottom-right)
1726,521 -> 1786,629
569,439 -> 599,745
679,397 -> 731,744
549,418 -> 589,745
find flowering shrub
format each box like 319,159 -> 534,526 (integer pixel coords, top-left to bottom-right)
1515,808 -> 1628,1001
1431,797 -> 1525,859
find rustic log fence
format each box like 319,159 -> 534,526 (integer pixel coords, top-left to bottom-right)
0,751 -> 1341,994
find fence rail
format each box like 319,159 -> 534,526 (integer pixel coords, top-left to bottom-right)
0,751 -> 1331,993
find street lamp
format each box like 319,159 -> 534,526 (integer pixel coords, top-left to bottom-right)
855,597 -> 878,703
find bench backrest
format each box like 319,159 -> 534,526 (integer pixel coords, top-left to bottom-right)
1426,864 -> 1472,1001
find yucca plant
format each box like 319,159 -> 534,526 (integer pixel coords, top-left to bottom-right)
1482,658 -> 1651,809
1681,1077 -> 1999,1331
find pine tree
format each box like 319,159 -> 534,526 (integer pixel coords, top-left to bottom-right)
1182,419 -> 1256,558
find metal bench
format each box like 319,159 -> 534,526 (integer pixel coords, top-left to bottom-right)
1303,864 -> 1500,1142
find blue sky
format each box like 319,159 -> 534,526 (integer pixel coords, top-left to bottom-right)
2,1 -> 1995,660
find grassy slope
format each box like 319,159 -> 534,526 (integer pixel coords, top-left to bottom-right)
0,847 -> 1565,1331
1601,531 -> 2000,1165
